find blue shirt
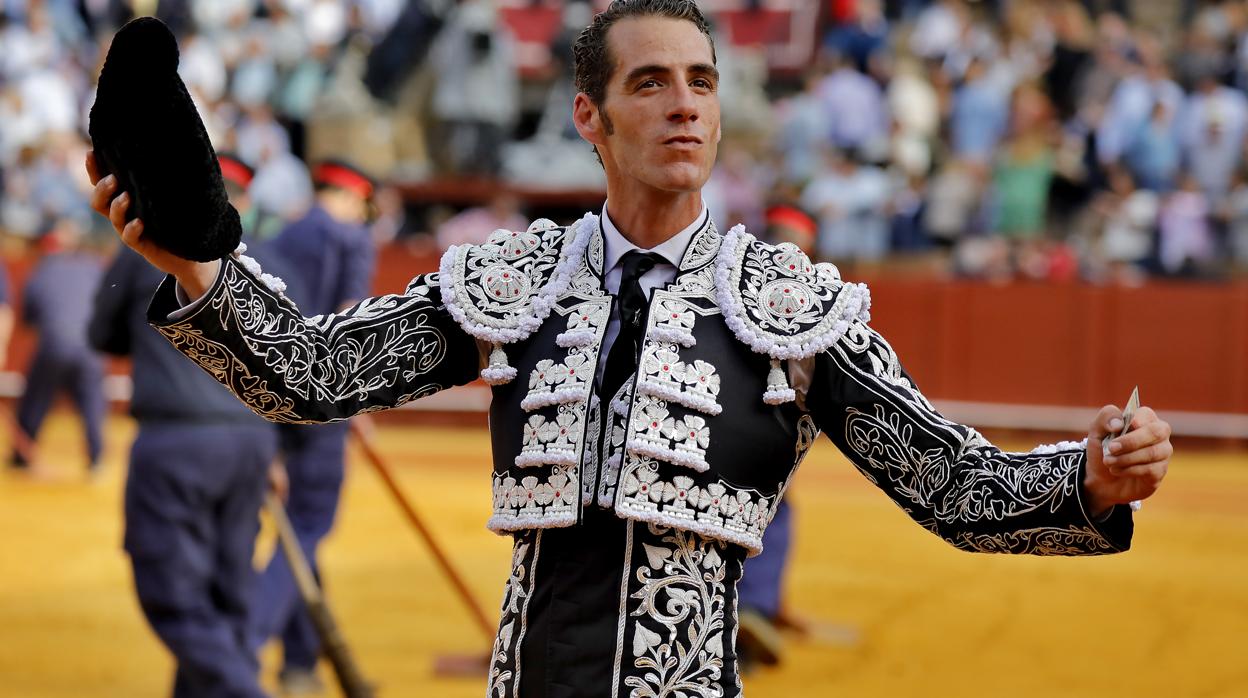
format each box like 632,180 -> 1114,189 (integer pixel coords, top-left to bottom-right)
24,251 -> 102,352
269,204 -> 376,315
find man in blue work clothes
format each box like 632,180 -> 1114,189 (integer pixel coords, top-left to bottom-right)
249,159 -> 377,694
88,155 -> 288,697
13,218 -> 105,474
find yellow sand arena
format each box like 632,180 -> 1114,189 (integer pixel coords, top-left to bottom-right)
1,413 -> 1244,698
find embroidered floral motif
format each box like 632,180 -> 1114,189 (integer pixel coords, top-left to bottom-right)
520,349 -> 594,411
642,348 -> 686,386
682,360 -> 721,397
635,343 -> 723,416
489,467 -> 578,530
772,244 -> 815,275
556,302 -> 608,347
154,259 -> 457,424
666,415 -> 709,455
481,264 -> 531,302
622,524 -> 729,698
440,212 -> 594,346
759,278 -> 814,319
625,395 -> 711,473
487,532 -> 540,697
615,456 -> 774,554
486,226 -> 543,260
514,405 -> 583,467
715,226 -> 872,361
828,323 -> 1124,555
648,298 -> 698,347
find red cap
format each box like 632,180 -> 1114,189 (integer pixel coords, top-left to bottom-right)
312,161 -> 374,200
765,205 -> 817,239
217,153 -> 254,189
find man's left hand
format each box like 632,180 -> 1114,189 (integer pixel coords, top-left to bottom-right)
1084,404 -> 1173,518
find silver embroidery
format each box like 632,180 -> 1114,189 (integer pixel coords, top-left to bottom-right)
615,456 -> 774,555
489,466 -> 579,530
830,322 -> 1121,555
487,532 -> 541,697
624,524 -> 729,698
716,227 -> 870,361
154,261 -> 453,424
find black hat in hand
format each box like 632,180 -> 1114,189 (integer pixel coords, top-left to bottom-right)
89,17 -> 241,263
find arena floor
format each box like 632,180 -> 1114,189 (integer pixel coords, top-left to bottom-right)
1,412 -> 1245,698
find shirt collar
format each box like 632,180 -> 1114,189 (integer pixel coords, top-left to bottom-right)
601,202 -> 709,275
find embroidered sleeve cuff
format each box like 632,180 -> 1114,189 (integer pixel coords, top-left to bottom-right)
1074,459 -> 1134,552
147,256 -> 231,326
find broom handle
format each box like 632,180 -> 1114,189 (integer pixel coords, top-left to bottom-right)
348,419 -> 496,641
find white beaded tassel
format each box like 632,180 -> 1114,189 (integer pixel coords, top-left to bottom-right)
763,359 -> 796,405
481,343 -> 518,385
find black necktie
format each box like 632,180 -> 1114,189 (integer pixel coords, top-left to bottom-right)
601,250 -> 664,401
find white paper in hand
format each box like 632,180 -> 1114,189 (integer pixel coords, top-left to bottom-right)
1103,386 -> 1143,512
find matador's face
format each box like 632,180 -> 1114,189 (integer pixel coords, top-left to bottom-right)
577,16 -> 722,196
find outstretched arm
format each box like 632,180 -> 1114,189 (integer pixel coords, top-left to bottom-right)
87,152 -> 482,423
805,320 -> 1171,555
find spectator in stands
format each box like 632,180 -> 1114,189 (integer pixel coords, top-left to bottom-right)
823,0 -> 889,73
1091,166 -> 1158,285
1097,41 -> 1185,168
924,160 -> 988,252
429,0 -> 520,175
1043,1 -> 1096,123
951,56 -> 1010,164
247,139 -> 314,238
772,70 -> 833,184
817,51 -> 888,156
1180,70 -> 1248,200
1124,100 -> 1181,193
1158,173 -> 1218,277
1,145 -> 46,238
802,148 -> 891,264
704,144 -> 768,233
1227,166 -> 1248,271
887,56 -> 938,178
908,0 -> 967,61
992,84 -> 1057,273
435,190 -> 529,251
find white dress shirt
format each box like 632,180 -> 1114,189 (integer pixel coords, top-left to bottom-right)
596,203 -> 707,384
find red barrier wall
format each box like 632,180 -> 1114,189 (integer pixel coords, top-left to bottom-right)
861,277 -> 1248,414
7,247 -> 1245,416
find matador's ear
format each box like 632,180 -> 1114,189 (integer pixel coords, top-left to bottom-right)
89,16 -> 241,263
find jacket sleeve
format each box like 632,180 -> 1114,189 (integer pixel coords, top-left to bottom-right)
805,319 -> 1133,556
146,255 -> 481,424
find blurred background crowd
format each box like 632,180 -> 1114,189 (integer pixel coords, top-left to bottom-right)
5,0 -> 1248,283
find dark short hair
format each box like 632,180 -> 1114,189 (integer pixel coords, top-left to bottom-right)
573,0 -> 716,110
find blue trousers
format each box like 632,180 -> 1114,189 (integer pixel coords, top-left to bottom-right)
125,422 -> 277,698
15,347 -> 105,466
738,498 -> 794,618
250,421 -> 348,672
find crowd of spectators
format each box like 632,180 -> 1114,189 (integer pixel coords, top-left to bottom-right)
4,0 -> 1248,282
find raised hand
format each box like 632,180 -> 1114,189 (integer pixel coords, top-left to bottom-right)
86,151 -> 220,299
1084,403 -> 1172,517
